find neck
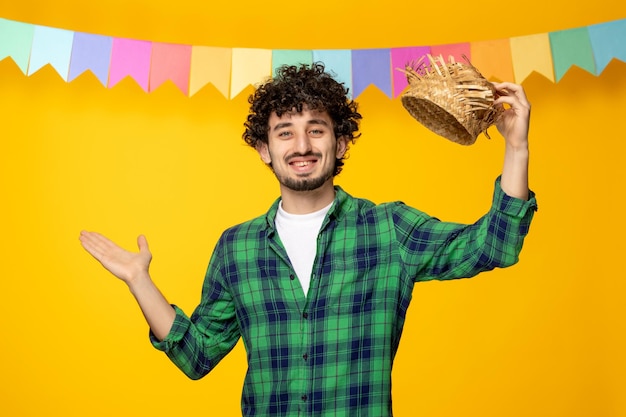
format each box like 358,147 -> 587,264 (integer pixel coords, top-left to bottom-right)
279,180 -> 336,214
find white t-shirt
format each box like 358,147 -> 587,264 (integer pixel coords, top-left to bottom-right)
275,201 -> 332,295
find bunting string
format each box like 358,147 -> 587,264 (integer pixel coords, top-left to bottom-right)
1,16 -> 625,99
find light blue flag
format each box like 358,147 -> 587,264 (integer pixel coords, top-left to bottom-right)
588,18 -> 626,74
0,18 -> 35,74
29,25 -> 74,80
272,50 -> 313,76
312,49 -> 353,97
351,49 -> 392,98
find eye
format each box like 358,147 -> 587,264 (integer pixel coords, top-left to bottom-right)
309,129 -> 324,136
277,130 -> 292,138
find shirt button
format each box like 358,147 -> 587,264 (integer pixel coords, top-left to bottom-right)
289,274 -> 295,280
303,353 -> 308,361
301,395 -> 308,401
302,312 -> 308,319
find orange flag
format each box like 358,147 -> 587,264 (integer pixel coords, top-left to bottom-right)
469,39 -> 515,82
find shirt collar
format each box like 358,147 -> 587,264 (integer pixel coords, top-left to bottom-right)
264,185 -> 353,233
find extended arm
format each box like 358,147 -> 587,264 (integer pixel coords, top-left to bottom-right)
395,80 -> 537,280
493,82 -> 531,200
79,231 -> 175,341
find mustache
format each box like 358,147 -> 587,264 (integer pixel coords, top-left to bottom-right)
285,151 -> 323,161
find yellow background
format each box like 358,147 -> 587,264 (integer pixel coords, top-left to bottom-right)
2,1 -> 626,416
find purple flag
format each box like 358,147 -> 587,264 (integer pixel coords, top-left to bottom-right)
69,32 -> 113,85
351,49 -> 392,98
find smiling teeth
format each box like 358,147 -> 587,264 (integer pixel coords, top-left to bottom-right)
293,161 -> 310,167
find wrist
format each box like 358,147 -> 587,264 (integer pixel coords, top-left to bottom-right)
505,138 -> 529,152
504,144 -> 529,163
126,271 -> 153,295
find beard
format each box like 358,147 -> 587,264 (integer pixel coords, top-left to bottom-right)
275,171 -> 332,192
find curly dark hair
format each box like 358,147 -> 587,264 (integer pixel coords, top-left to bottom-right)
243,63 -> 362,176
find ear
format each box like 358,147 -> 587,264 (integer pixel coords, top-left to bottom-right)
336,136 -> 349,158
256,142 -> 272,164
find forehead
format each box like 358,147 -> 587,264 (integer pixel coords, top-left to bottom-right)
268,106 -> 332,128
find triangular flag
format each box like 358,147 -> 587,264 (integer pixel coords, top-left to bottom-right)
68,32 -> 113,86
430,43 -> 471,64
28,25 -> 74,80
108,38 -> 152,91
510,33 -> 555,83
549,27 -> 595,82
230,48 -> 272,99
272,50 -> 313,76
469,39 -> 515,82
150,42 -> 192,94
189,46 -> 232,98
0,18 -> 34,74
351,49 -> 392,98
391,46 -> 430,97
312,50 -> 353,97
588,18 -> 626,74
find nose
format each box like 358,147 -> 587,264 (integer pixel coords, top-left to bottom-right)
294,131 -> 313,154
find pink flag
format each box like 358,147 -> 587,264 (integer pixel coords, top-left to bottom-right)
391,46 -> 430,97
430,43 -> 471,65
108,38 -> 152,91
150,42 -> 192,94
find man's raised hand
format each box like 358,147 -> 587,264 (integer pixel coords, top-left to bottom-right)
79,231 -> 152,286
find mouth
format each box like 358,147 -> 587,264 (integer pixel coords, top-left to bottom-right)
290,160 -> 315,167
287,155 -> 320,173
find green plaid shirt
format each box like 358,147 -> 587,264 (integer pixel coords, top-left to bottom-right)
152,178 -> 537,416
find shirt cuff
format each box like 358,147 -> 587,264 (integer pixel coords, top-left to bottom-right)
149,305 -> 191,352
493,176 -> 538,218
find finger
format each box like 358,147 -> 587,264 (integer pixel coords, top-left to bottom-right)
80,231 -> 125,262
80,231 -> 116,252
494,94 -> 530,114
493,82 -> 530,107
79,230 -> 103,250
79,231 -> 106,260
79,231 -> 110,259
493,95 -> 517,107
137,234 -> 150,254
492,81 -> 521,93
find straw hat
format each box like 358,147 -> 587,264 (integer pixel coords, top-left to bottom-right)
400,54 -> 502,145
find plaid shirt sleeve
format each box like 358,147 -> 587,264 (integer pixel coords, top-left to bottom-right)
393,176 -> 538,281
149,242 -> 241,380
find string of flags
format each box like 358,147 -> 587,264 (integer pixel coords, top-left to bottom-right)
1,16 -> 625,99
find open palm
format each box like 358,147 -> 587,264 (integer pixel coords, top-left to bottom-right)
79,231 -> 152,285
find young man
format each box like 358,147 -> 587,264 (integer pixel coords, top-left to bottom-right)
80,63 -> 537,416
